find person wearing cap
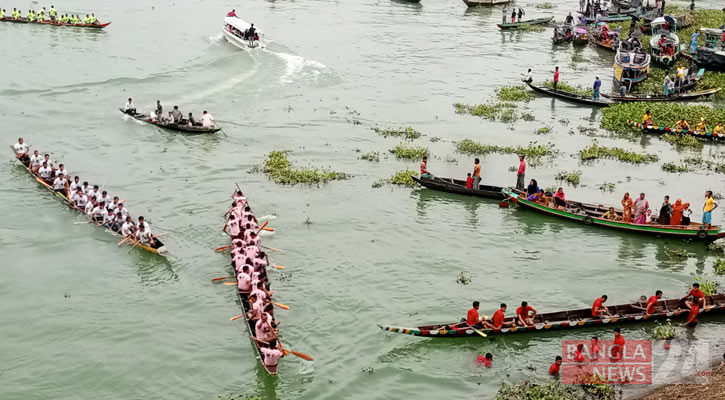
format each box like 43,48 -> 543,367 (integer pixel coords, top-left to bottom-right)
52,173 -> 68,196
593,75 -> 602,100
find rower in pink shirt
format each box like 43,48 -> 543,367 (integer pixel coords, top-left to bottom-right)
244,245 -> 259,260
237,266 -> 252,291
225,215 -> 241,237
259,340 -> 284,368
251,281 -> 271,302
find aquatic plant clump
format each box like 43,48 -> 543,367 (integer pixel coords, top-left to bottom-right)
390,170 -> 417,187
497,85 -> 535,102
651,320 -> 676,340
453,102 -> 519,123
555,170 -> 581,185
455,139 -> 557,158
536,126 -> 551,135
360,151 -> 380,162
389,145 -> 429,160
661,162 -> 690,174
714,259 -> 725,276
536,2 -> 554,9
694,277 -> 718,296
579,142 -> 659,164
665,247 -> 694,259
542,80 -> 593,97
372,126 -> 422,140
601,103 -> 725,133
521,112 -> 535,121
496,380 -> 618,400
263,151 -> 349,185
661,133 -> 703,149
662,156 -> 725,175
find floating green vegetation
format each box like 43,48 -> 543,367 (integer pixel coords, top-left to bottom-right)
578,126 -> 598,135
536,126 -> 551,135
602,103 -> 725,133
521,112 -> 535,121
543,80 -> 593,96
360,151 -> 380,162
714,259 -> 725,276
517,24 -> 546,32
535,2 -> 554,8
651,320 -> 676,340
456,272 -> 472,286
389,145 -> 429,160
555,170 -> 581,185
263,151 -> 349,185
665,247 -> 695,259
579,142 -> 659,164
661,133 -> 704,149
694,277 -> 718,296
372,126 -> 422,140
571,52 -> 583,63
496,380 -> 617,400
371,179 -> 387,188
497,85 -> 535,102
456,139 -> 557,158
390,169 -> 417,187
661,162 -> 690,173
453,102 -> 519,122
599,182 -> 616,192
710,241 -> 725,254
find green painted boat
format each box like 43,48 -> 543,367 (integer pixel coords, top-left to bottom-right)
502,189 -> 723,241
497,16 -> 553,30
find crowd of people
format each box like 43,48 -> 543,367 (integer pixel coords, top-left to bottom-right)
225,190 -> 284,369
0,5 -> 101,25
501,6 -> 525,24
11,138 -> 161,249
123,98 -> 215,129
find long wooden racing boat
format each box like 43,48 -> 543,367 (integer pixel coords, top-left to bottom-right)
497,16 -> 553,30
463,0 -> 510,6
0,17 -> 111,29
412,176 -> 506,200
502,189 -> 724,241
627,119 -> 725,141
13,157 -> 167,255
604,87 -> 720,102
524,81 -> 613,107
379,294 -> 725,338
119,108 -> 221,134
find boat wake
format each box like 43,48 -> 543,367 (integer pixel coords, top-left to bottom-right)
266,50 -> 329,85
207,32 -> 224,44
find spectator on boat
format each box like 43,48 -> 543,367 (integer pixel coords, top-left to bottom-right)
247,23 -> 257,47
516,155 -> 526,189
420,156 -> 429,177
472,158 -> 481,189
633,193 -> 650,224
527,188 -> 541,202
592,295 -> 613,318
227,9 -> 237,17
165,111 -> 175,125
522,68 -> 532,83
124,98 -> 136,115
565,12 -> 574,25
603,207 -> 620,220
694,117 -> 707,132
714,122 -> 724,136
171,106 -> 182,123
657,195 -> 672,225
663,75 -> 673,95
553,187 -> 566,209
676,118 -> 690,131
642,110 -> 654,125
593,76 -> 601,100
516,301 -> 536,327
670,198 -> 690,225
553,66 -> 559,91
690,31 -> 700,53
187,112 -> 197,126
511,9 -> 516,24
502,6 -> 507,24
549,356 -> 562,376
201,110 -> 214,128
703,190 -> 718,230
465,173 -> 473,189
526,179 -> 538,198
535,189 -> 550,206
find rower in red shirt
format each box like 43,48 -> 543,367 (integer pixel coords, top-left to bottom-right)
681,283 -> 707,309
634,290 -> 663,315
612,328 -> 625,361
465,301 -> 484,329
686,298 -> 701,326
516,301 -> 537,327
592,295 -> 613,318
548,356 -> 562,376
484,303 -> 516,329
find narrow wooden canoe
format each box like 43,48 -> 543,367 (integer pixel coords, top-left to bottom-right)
524,81 -> 613,107
226,191 -> 279,376
502,189 -> 723,241
380,294 -> 725,338
497,16 -> 553,30
627,119 -> 725,141
0,17 -> 111,29
412,176 -> 506,200
604,87 -> 720,102
463,0 -> 510,6
119,108 -> 221,134
13,156 -> 167,256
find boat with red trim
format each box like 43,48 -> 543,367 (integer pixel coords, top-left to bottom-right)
627,119 -> 725,140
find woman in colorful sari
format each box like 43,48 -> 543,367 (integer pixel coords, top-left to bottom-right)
621,192 -> 634,223
670,198 -> 690,225
633,193 -> 650,224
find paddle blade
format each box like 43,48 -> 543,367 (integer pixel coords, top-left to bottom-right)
262,227 -> 275,232
272,265 -> 285,269
215,245 -> 230,252
273,302 -> 290,310
256,220 -> 269,235
290,350 -> 313,361
223,282 -> 237,286
230,314 -> 244,321
211,276 -> 232,282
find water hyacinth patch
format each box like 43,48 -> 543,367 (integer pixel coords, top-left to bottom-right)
453,102 -> 519,122
579,142 -> 659,164
660,133 -> 703,149
497,85 -> 535,102
661,162 -> 690,173
455,139 -> 557,159
535,2 -> 554,8
536,126 -> 551,135
372,126 -> 422,140
714,259 -> 725,276
521,112 -> 535,121
661,156 -> 725,174
360,151 -> 380,162
555,170 -> 581,185
601,103 -> 725,133
263,151 -> 349,185
390,170 -> 417,187
389,145 -> 429,160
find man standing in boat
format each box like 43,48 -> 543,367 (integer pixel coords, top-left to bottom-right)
201,111 -> 215,128
171,106 -> 182,123
247,23 -> 257,48
553,66 -> 559,91
702,191 -> 718,230
516,155 -> 526,189
502,6 -> 507,25
593,76 -> 602,100
472,158 -> 481,190
155,101 -> 163,121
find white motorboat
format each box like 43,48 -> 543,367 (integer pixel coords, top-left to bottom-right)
222,16 -> 263,50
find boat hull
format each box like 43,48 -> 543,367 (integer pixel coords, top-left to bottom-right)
525,81 -> 612,106
0,17 -> 110,29
380,295 -> 725,338
463,0 -> 510,6
604,88 -> 720,102
119,109 -> 221,134
412,176 -> 506,200
497,17 -> 553,30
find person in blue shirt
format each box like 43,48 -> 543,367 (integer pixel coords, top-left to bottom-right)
593,76 -> 602,100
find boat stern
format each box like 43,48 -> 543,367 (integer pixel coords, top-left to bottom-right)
378,324 -> 422,336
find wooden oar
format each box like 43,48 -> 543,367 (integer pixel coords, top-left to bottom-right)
261,227 -> 274,232
211,276 -> 233,282
215,245 -> 230,252
118,236 -> 132,246
284,348 -> 313,361
271,265 -> 285,269
256,221 -> 269,235
273,302 -> 290,310
262,245 -> 282,252
230,313 -> 245,321
223,281 -> 237,286
468,325 -> 488,338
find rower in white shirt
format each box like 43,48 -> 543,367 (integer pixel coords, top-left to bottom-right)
200,111 -> 214,128
38,162 -> 53,183
12,137 -> 30,166
102,209 -> 116,228
97,191 -> 111,206
135,224 -> 152,246
121,216 -> 136,237
71,187 -> 88,208
108,196 -> 120,212
116,203 -> 129,220
81,182 -> 91,195
29,150 -> 43,172
69,176 -> 82,193
92,202 -> 108,222
55,163 -> 68,179
42,154 -> 55,171
109,212 -> 124,232
124,98 -> 136,114
137,216 -> 151,234
52,173 -> 68,196
237,265 -> 253,291
84,199 -> 95,216
88,185 -> 101,202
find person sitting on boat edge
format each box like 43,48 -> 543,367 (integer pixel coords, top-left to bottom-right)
702,191 -> 718,230
419,156 -> 430,178
124,98 -> 136,115
593,76 -> 601,100
522,68 -> 532,83
553,187 -> 566,209
486,303 -> 516,330
676,118 -> 690,131
681,283 -> 707,309
464,301 -> 484,329
642,110 -> 654,125
201,110 -> 214,128
187,112 -> 197,126
592,295 -> 613,318
603,207 -> 620,221
714,122 -> 724,136
12,137 -> 30,166
516,301 -> 536,327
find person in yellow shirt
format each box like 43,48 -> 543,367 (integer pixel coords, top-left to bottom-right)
676,119 -> 690,131
694,117 -> 707,133
642,110 -> 654,125
714,122 -> 724,136
702,190 -> 718,229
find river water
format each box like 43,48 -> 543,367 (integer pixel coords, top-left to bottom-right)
1,0 -> 725,399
